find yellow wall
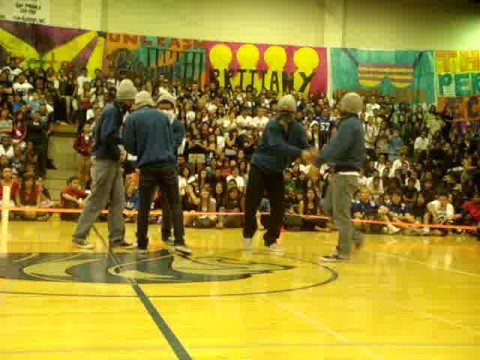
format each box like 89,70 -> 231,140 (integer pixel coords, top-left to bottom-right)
47,0 -> 480,50
344,0 -> 480,50
104,0 -> 325,47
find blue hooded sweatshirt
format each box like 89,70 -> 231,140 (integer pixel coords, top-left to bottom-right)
251,118 -> 309,174
122,107 -> 176,168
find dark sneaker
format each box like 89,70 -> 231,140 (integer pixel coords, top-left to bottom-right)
319,254 -> 349,262
111,240 -> 137,249
175,244 -> 192,255
354,240 -> 364,250
73,239 -> 94,250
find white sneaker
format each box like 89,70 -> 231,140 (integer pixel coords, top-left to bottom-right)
175,244 -> 193,255
268,242 -> 285,254
244,238 -> 253,249
387,224 -> 401,235
422,227 -> 430,235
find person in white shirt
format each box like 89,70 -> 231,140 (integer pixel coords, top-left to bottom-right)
364,116 -> 379,157
12,74 -> 33,99
424,192 -> 460,235
236,107 -> 253,135
374,154 -> 388,177
226,167 -> 245,191
76,68 -> 91,96
252,107 -> 269,131
389,153 -> 409,178
414,131 -> 430,160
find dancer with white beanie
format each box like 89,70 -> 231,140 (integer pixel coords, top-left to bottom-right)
316,92 -> 366,262
243,94 -> 313,253
72,79 -> 138,249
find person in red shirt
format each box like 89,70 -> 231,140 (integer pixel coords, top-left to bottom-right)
463,194 -> 480,240
73,123 -> 94,187
60,176 -> 87,221
17,172 -> 42,220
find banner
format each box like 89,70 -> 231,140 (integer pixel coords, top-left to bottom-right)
331,48 -> 435,104
104,33 -> 207,85
0,20 -> 104,73
435,50 -> 480,97
0,0 -> 50,24
204,42 -> 328,94
437,96 -> 480,122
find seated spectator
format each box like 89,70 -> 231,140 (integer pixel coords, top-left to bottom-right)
0,167 -> 20,207
352,187 -> 379,233
11,116 -> 27,148
462,193 -> 480,239
299,188 -> 328,231
16,173 -> 42,220
226,167 -> 245,192
60,176 -> 87,221
424,191 -> 462,236
402,178 -> 418,206
409,193 -> 428,235
378,190 -> 414,235
389,128 -> 404,161
190,186 -> 217,228
0,109 -> 13,135
124,179 -> 139,223
218,186 -> 243,228
0,136 -> 14,159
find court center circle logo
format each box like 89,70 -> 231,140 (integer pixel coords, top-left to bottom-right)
0,251 -> 337,297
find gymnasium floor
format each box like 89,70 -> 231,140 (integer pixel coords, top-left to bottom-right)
0,220 -> 479,359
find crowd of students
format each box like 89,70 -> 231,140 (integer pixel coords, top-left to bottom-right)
0,58 -> 479,238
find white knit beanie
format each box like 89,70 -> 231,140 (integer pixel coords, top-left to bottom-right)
278,94 -> 297,113
135,91 -> 155,108
116,79 -> 138,101
339,92 -> 363,115
157,92 -> 176,107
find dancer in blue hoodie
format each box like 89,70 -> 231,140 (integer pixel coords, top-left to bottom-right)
123,91 -> 191,255
316,92 -> 366,262
243,95 -> 313,253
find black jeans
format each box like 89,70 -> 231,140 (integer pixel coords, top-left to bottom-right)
161,194 -> 185,241
137,166 -> 185,249
243,165 -> 285,246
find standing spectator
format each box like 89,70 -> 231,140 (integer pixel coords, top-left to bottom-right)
74,123 -> 94,187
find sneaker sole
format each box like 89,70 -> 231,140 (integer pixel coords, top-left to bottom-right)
175,247 -> 192,255
73,243 -> 94,250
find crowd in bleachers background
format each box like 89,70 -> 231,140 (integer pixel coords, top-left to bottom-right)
0,57 -> 479,238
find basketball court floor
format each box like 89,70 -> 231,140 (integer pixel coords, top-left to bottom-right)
0,219 -> 479,359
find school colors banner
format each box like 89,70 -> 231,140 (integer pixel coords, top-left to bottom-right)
0,20 -> 105,74
0,19 -> 327,93
331,48 -> 436,104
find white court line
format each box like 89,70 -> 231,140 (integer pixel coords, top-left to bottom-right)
397,304 -> 480,336
274,300 -> 384,360
368,251 -> 480,277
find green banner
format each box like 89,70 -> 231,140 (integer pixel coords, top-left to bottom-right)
331,48 -> 435,104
